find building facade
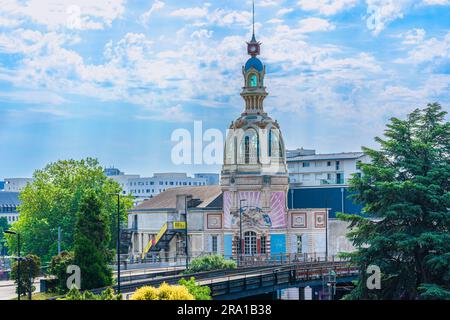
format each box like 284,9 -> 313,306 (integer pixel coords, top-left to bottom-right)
0,192 -> 20,224
105,168 -> 219,203
3,178 -> 33,192
127,27 -> 334,263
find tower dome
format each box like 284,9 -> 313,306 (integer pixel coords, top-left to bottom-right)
245,57 -> 263,72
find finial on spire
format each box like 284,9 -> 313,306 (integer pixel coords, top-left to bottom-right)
252,0 -> 255,40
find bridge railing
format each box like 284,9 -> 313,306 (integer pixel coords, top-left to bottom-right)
234,252 -> 349,267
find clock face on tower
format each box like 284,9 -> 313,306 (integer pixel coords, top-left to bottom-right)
247,43 -> 260,55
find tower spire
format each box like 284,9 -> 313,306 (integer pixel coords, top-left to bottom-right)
252,0 -> 255,41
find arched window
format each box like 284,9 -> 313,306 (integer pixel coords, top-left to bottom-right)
239,129 -> 258,164
269,129 -> 284,159
249,74 -> 258,87
244,231 -> 257,256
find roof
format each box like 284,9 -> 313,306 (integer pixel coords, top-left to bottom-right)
245,57 -> 263,72
286,152 -> 365,162
131,185 -> 222,212
0,192 -> 20,206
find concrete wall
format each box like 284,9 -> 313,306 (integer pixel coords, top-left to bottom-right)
328,219 -> 355,256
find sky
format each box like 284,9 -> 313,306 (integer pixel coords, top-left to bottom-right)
0,0 -> 449,178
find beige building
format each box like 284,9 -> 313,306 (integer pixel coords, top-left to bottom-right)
127,24 -> 354,264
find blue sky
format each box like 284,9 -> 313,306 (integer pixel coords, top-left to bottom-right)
0,0 -> 449,178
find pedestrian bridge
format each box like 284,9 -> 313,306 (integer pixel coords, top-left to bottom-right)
101,260 -> 358,300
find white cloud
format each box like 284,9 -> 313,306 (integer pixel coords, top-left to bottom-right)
170,7 -> 208,19
140,0 -> 165,27
400,28 -> 426,44
191,29 -> 214,39
422,0 -> 450,5
298,18 -> 336,33
0,0 -> 125,30
298,0 -> 359,15
277,8 -> 294,16
396,31 -> 450,64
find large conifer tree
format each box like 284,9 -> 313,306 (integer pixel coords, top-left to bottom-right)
74,190 -> 113,290
340,103 -> 450,300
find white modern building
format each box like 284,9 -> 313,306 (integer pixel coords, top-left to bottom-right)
286,149 -> 370,187
104,168 -> 219,203
0,192 -> 20,224
2,178 -> 33,192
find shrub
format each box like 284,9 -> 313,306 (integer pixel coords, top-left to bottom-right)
60,286 -> 122,300
131,283 -> 194,300
49,251 -> 75,293
185,255 -> 236,274
178,277 -> 212,300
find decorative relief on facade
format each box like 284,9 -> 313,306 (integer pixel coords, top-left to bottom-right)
291,212 -> 307,228
314,211 -> 326,228
270,191 -> 286,228
207,213 -> 222,229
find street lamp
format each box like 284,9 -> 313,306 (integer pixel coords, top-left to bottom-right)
184,196 -> 189,270
239,199 -> 247,266
109,193 -> 121,294
4,230 -> 20,300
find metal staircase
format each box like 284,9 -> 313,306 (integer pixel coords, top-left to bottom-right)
141,221 -> 186,259
119,223 -> 136,261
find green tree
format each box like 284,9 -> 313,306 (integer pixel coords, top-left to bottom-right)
74,190 -> 113,290
5,158 -> 133,263
339,103 -> 450,300
49,251 -> 75,293
0,217 -> 8,255
179,277 -> 212,300
185,255 -> 237,274
10,254 -> 41,296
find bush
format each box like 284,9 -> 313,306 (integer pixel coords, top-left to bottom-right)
131,283 -> 194,300
49,251 -> 75,293
60,286 -> 122,300
185,255 -> 236,274
178,277 -> 211,300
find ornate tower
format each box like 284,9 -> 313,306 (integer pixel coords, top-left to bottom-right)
221,2 -> 289,259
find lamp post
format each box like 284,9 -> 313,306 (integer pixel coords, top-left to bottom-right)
184,196 -> 189,270
4,230 -> 20,300
109,193 -> 121,294
239,199 -> 246,266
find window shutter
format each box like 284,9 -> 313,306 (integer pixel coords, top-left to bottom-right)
207,235 -> 212,253
217,235 -> 222,254
290,234 -> 297,254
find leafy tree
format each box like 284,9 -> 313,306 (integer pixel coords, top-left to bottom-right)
185,255 -> 237,274
179,277 -> 212,300
49,251 -> 75,293
0,217 -> 8,255
5,158 -> 133,263
339,103 -> 450,300
10,254 -> 41,296
74,190 -> 113,290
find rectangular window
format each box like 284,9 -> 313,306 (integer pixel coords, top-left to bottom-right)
302,162 -> 310,167
211,235 -> 218,254
327,161 -> 332,167
297,235 -> 302,254
336,161 -> 340,170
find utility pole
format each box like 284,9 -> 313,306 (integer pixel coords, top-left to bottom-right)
57,226 -> 61,255
239,199 -> 246,266
185,196 -> 189,270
